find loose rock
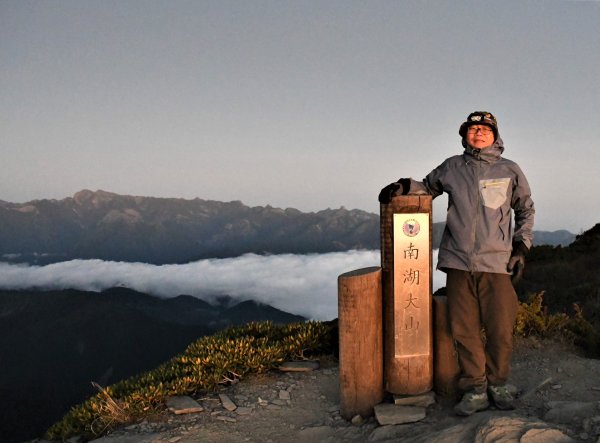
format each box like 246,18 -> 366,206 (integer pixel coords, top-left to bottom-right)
218,393 -> 237,412
393,391 -> 436,408
351,414 -> 364,425
235,407 -> 253,416
374,404 -> 426,426
165,396 -> 204,415
278,361 -> 320,372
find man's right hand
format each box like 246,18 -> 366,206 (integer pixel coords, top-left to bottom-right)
508,241 -> 528,285
378,181 -> 403,204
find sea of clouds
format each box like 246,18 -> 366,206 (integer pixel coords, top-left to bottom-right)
0,250 -> 445,320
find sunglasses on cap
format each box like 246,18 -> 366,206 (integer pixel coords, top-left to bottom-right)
467,112 -> 497,125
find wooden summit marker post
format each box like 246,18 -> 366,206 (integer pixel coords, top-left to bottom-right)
338,267 -> 383,419
380,195 -> 433,394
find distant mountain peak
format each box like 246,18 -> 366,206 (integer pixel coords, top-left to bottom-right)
73,189 -> 121,206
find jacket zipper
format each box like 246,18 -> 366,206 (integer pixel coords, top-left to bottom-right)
470,153 -> 482,272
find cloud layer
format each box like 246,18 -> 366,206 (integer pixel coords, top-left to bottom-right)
0,250 -> 445,320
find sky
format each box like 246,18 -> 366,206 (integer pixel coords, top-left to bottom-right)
0,250 -> 446,320
1,0 -> 599,233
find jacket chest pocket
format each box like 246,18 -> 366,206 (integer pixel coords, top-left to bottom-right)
480,178 -> 511,210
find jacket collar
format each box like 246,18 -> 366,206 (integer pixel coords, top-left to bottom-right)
462,136 -> 505,163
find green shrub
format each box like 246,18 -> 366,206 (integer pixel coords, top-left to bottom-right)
47,320 -> 332,441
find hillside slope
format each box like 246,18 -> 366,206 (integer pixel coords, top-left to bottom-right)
517,223 -> 600,329
0,288 -> 304,443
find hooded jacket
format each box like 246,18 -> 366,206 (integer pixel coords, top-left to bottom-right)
409,136 -> 535,274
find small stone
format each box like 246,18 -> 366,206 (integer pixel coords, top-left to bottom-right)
279,389 -> 291,400
271,399 -> 288,406
166,396 -> 204,415
351,414 -> 364,425
235,407 -> 253,416
219,393 -> 237,411
374,404 -> 426,425
266,404 -> 282,410
278,361 -> 320,372
215,415 -> 237,423
168,437 -> 182,443
552,384 -> 563,390
557,367 -> 563,373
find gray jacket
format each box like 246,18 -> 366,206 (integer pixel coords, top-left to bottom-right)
409,136 -> 535,274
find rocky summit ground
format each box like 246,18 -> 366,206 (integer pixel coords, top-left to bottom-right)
68,337 -> 600,443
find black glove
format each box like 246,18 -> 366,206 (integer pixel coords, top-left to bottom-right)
378,178 -> 410,204
378,182 -> 402,204
508,241 -> 528,285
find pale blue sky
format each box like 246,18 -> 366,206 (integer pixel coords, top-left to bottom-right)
1,0 -> 599,232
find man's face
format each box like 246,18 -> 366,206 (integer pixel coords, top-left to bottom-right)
465,125 -> 495,149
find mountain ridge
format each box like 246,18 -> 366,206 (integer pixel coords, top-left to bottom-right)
0,190 -> 379,264
0,190 -> 574,265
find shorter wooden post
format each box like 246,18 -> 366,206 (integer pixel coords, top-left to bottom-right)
338,267 -> 384,419
433,295 -> 460,397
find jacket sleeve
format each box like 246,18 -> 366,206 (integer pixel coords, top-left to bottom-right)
406,161 -> 447,199
511,164 -> 535,249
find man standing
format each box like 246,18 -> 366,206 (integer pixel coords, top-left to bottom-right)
378,111 -> 535,415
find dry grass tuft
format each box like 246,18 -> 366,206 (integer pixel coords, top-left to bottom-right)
90,382 -> 132,435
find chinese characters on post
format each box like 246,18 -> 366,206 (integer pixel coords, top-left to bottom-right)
393,214 -> 431,359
